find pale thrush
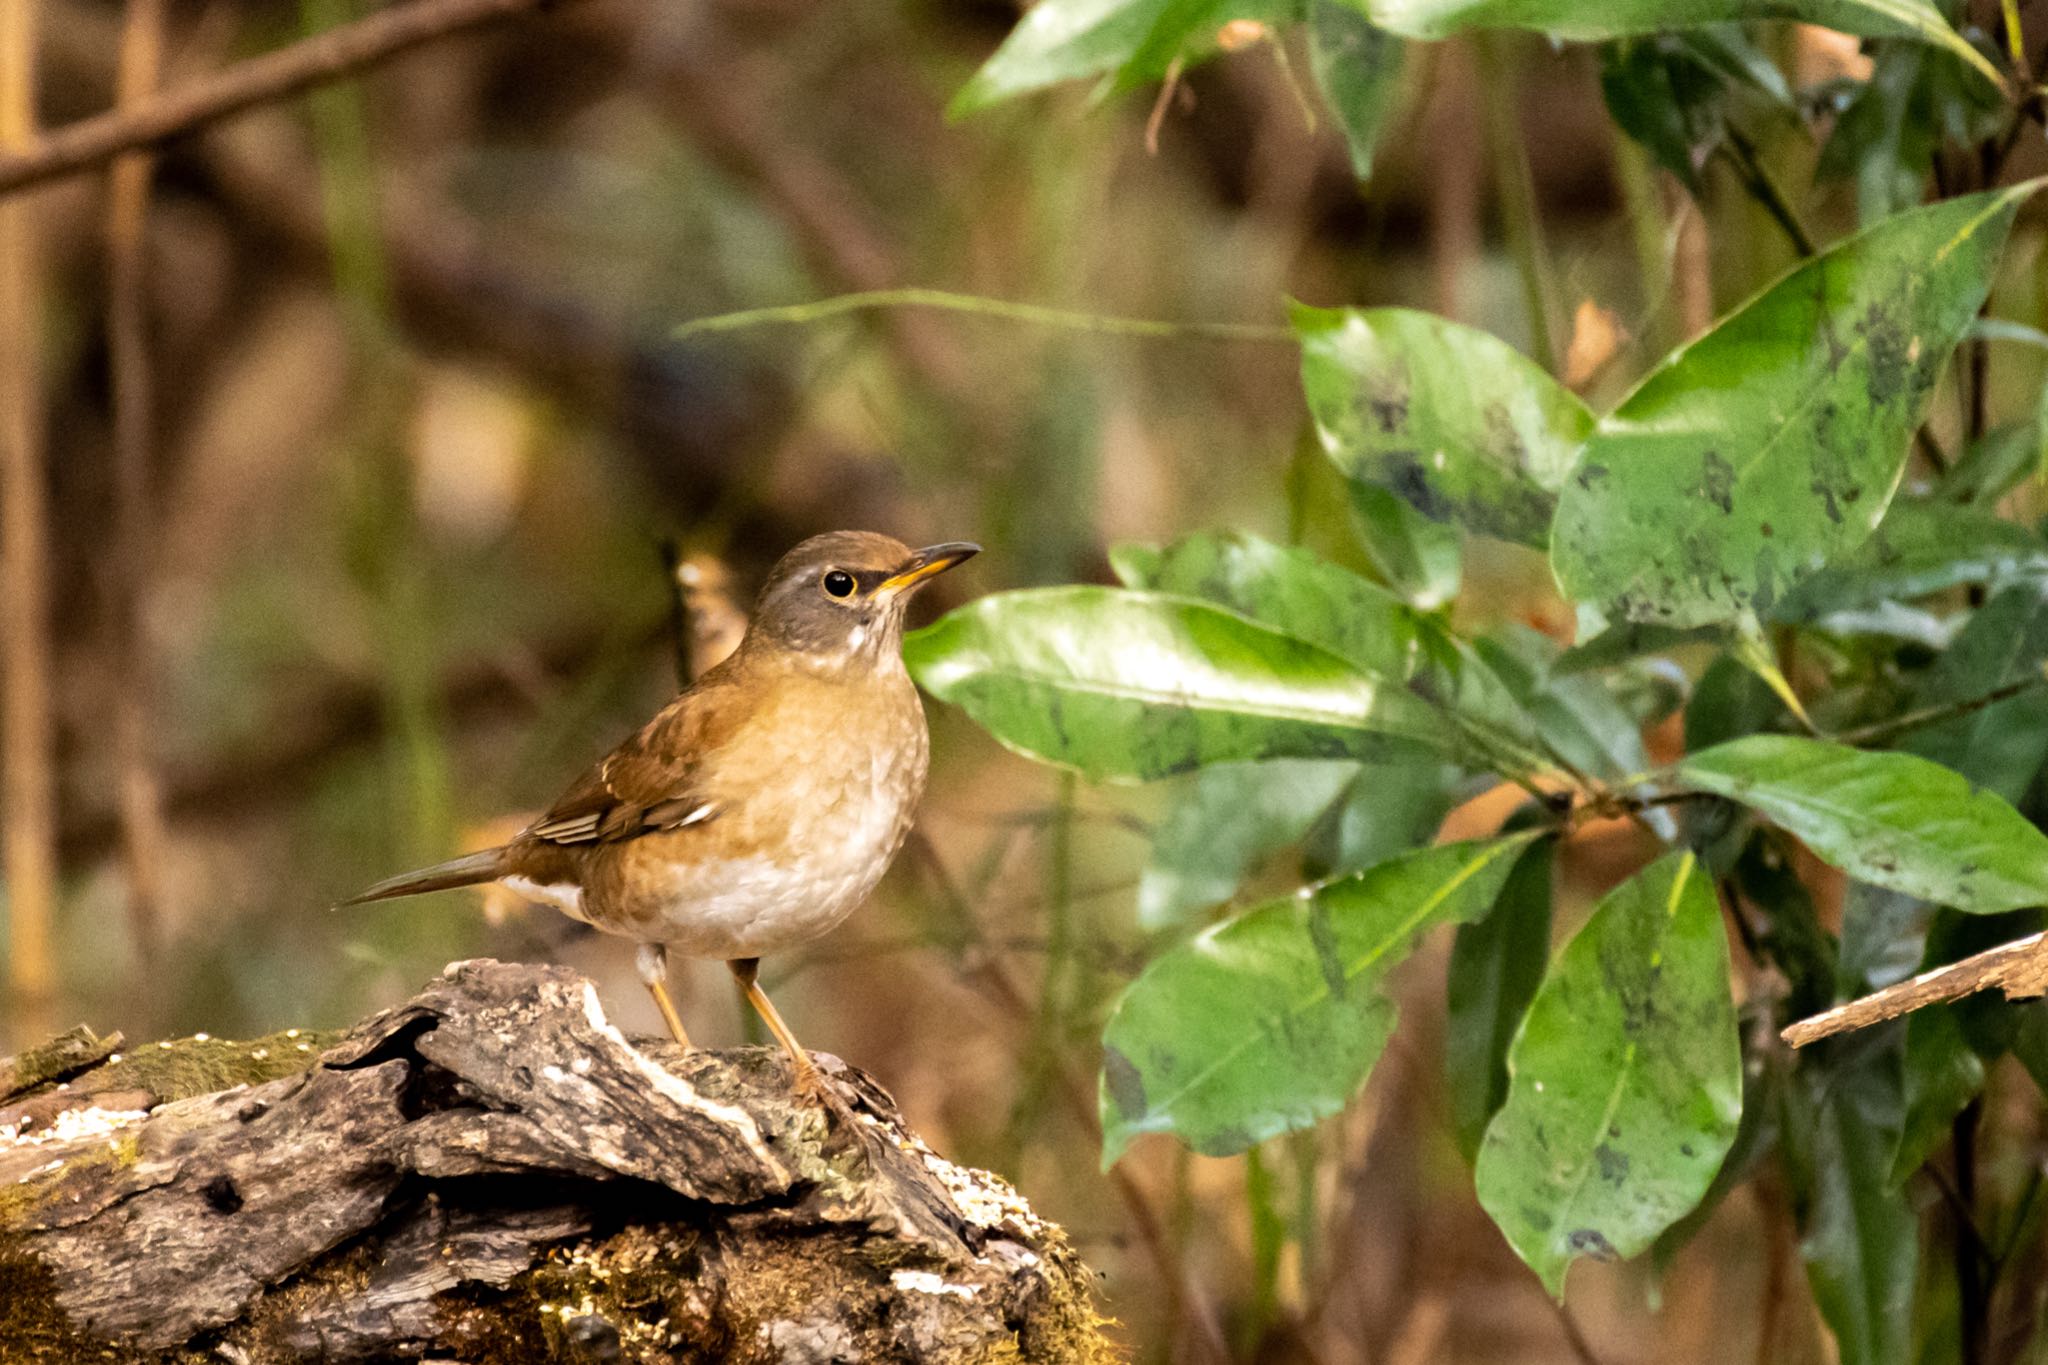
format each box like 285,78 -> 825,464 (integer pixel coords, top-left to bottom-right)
347,531 -> 979,1106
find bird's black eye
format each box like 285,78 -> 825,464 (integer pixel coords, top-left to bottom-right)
822,569 -> 856,600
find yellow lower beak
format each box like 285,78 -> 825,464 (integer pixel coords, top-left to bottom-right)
877,541 -> 981,596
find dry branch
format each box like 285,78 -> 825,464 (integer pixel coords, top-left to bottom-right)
1781,930 -> 2048,1047
0,0 -> 596,197
0,958 -> 1107,1361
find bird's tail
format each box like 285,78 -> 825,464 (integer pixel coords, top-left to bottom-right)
342,848 -> 509,906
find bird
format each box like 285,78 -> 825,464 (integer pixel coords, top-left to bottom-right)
345,531 -> 979,1111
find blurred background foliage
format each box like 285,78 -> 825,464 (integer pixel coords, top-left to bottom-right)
9,0 -> 2048,1360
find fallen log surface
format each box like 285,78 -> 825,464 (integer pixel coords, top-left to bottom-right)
0,958 -> 1107,1362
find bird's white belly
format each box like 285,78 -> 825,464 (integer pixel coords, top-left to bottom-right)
648,770 -> 914,960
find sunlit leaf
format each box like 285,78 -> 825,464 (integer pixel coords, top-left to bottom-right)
1362,0 -> 2000,88
1551,186 -> 2030,627
905,587 -> 1467,781
1134,530 -> 1548,774
1474,851 -> 1742,1298
1297,303 -> 1594,547
1099,834 -> 1539,1164
950,0 -> 1300,115
1677,736 -> 2048,914
1137,530 -> 1427,681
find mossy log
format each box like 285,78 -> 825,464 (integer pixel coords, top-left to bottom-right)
0,959 -> 1108,1362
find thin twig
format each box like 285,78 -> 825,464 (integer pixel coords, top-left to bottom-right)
1833,671 -> 2048,749
674,287 -> 1296,345
0,0 -> 594,198
107,0 -> 170,980
0,0 -> 55,1046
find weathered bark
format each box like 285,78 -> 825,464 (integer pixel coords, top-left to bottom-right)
0,959 -> 1108,1362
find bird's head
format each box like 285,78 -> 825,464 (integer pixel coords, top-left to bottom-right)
747,531 -> 979,669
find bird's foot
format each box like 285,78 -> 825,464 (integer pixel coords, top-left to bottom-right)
790,1053 -> 862,1134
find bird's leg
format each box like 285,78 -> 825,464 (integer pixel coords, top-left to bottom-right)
728,957 -> 851,1120
636,942 -> 692,1048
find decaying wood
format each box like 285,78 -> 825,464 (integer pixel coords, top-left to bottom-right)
1781,929 -> 2048,1047
0,959 -> 1108,1362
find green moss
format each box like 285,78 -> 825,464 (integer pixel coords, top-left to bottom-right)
57,1029 -> 339,1104
0,1131 -> 143,1231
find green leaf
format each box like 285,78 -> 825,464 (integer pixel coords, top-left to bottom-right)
950,0 -> 1299,115
1362,0 -> 2000,88
1553,620 -> 1726,675
1939,417 -> 2047,507
1599,27 -> 1790,193
1472,624 -> 1652,780
1888,1003 -> 1982,1185
1300,755 -> 1458,880
1099,834 -> 1539,1164
1771,497 -> 2048,626
1135,530 -> 1549,774
1474,851 -> 1742,1298
1818,39 -> 2006,224
1902,579 -> 2048,804
1676,736 -> 2048,914
906,587 -> 1467,781
1297,303 -> 1594,547
1348,482 -> 1462,607
1137,759 -> 1361,929
1682,653 -> 1789,752
1138,530 -> 1426,681
1308,1 -> 1407,180
1446,839 -> 1554,1160
1550,186 -> 2031,627
1786,1051 -> 1918,1365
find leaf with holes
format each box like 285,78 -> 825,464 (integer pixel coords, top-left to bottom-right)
1551,185 -> 2031,627
1099,834 -> 1539,1164
1474,851 -> 1741,1298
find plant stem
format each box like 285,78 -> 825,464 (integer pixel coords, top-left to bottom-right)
674,287 -> 1297,345
1473,32 -> 1558,371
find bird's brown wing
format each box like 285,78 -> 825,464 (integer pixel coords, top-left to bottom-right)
523,678 -> 738,847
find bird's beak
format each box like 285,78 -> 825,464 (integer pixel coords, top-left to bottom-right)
877,541 -> 980,597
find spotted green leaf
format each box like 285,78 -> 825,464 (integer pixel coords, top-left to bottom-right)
1551,186 -> 2031,627
1474,851 -> 1742,1298
1297,303 -> 1594,547
1100,834 -> 1539,1164
1677,736 -> 2048,914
